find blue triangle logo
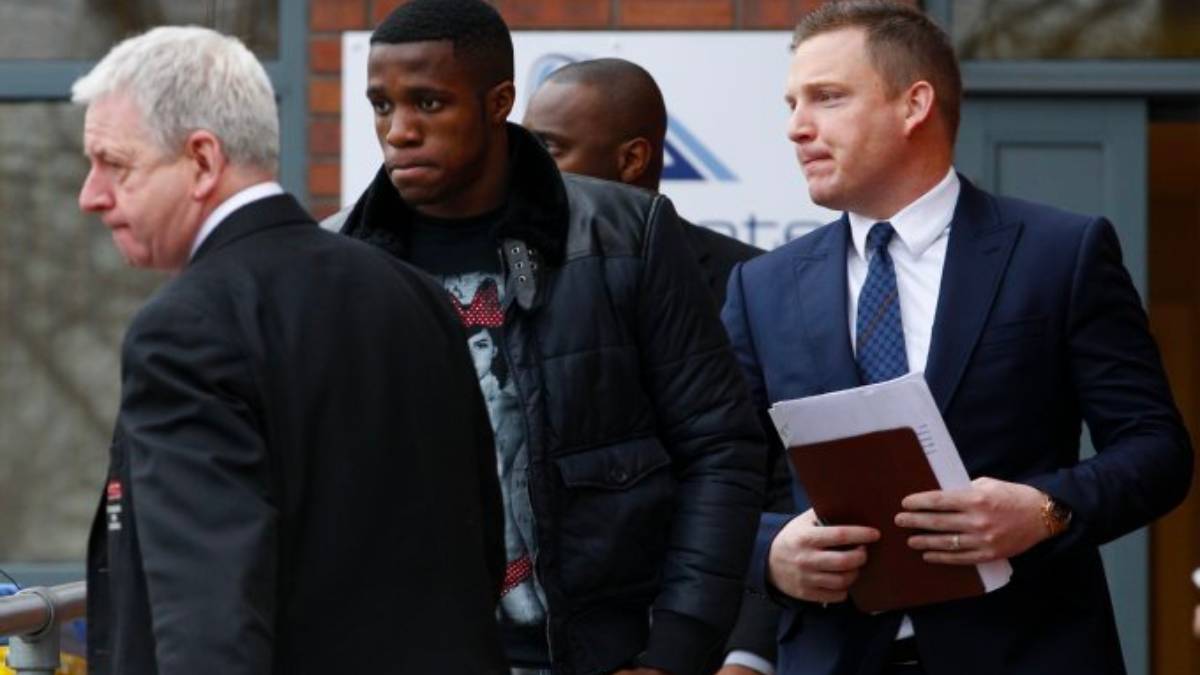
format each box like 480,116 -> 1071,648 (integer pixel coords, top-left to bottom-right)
663,139 -> 703,180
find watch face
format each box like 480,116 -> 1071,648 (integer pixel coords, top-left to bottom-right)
1051,500 -> 1071,520
1047,498 -> 1072,528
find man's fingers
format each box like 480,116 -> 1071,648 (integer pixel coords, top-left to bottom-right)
807,569 -> 860,592
901,488 -> 976,511
801,586 -> 849,604
808,546 -> 869,572
922,550 -> 997,565
906,533 -> 975,551
804,524 -> 880,548
894,510 -> 975,532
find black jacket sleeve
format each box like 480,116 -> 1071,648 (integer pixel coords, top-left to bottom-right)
634,196 -> 767,674
120,298 -> 277,675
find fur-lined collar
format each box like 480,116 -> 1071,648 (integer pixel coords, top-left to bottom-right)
339,122 -> 569,266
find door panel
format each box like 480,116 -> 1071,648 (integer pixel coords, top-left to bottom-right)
956,97 -> 1150,675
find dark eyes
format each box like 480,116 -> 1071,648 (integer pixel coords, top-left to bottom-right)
416,97 -> 444,113
369,98 -> 443,114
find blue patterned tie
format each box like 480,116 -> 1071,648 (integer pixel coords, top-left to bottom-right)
856,222 -> 908,384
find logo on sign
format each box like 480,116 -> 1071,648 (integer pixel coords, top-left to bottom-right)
527,53 -> 737,184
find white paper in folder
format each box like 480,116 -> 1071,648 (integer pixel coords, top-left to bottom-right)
768,371 -> 1012,592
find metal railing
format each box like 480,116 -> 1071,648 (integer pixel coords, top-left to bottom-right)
0,582 -> 86,674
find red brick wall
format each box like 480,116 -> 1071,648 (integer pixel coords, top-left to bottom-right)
305,0 -> 916,217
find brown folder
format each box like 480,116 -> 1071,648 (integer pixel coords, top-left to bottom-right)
787,426 -> 985,613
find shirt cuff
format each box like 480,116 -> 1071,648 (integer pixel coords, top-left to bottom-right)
724,649 -> 776,675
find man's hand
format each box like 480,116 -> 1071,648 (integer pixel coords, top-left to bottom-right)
767,509 -> 880,603
895,476 -> 1050,564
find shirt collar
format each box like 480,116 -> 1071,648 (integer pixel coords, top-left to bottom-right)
848,168 -> 959,261
189,181 -> 285,260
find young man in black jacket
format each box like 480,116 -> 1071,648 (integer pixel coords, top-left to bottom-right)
327,1 -> 766,673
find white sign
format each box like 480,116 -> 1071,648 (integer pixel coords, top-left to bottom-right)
341,32 -> 837,249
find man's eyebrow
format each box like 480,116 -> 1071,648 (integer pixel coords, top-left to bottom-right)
801,79 -> 846,92
404,85 -> 454,98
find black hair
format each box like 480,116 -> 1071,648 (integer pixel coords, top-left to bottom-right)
542,58 -> 667,185
544,58 -> 667,141
371,0 -> 514,89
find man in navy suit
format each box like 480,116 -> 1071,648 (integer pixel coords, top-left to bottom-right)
721,3 -> 1193,674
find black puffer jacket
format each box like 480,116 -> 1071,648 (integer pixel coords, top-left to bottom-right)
334,124 -> 765,675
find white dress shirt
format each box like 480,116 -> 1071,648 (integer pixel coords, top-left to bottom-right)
847,167 -> 959,641
847,168 -> 959,373
723,169 -> 961,673
188,181 -> 285,260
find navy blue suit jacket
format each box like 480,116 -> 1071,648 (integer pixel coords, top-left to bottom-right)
721,178 -> 1192,675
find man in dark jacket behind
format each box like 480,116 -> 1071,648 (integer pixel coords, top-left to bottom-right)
327,1 -> 766,673
75,26 -> 505,675
522,57 -> 761,310
522,58 -> 786,675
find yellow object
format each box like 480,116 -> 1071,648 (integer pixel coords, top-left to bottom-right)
0,646 -> 86,675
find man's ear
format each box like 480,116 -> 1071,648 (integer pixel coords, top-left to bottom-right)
901,80 -> 936,137
617,137 -> 652,186
486,80 -> 516,125
183,130 -> 226,200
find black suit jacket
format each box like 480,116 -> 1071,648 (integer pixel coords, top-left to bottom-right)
682,218 -> 764,311
86,194 -> 506,675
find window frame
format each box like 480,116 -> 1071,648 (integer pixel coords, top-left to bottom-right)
0,0 -> 308,587
0,0 -> 308,201
925,0 -> 1200,95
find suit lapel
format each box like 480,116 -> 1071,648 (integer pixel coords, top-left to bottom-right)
925,178 -> 1022,412
794,217 -> 860,393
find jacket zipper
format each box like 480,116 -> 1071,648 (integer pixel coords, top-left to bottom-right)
498,245 -> 556,664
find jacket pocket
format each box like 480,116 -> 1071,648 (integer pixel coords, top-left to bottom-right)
553,437 -> 676,600
977,315 -> 1046,348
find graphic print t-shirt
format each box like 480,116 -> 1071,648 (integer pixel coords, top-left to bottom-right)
406,210 -> 548,653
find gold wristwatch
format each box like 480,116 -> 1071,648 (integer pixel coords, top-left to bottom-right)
1039,493 -> 1072,537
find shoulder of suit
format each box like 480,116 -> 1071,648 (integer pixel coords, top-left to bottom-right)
741,217 -> 842,271
983,189 -> 1102,243
682,220 -> 763,262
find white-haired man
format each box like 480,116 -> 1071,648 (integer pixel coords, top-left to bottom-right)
77,26 -> 507,675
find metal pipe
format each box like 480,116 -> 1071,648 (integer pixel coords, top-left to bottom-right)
0,582 -> 86,638
1,583 -> 86,675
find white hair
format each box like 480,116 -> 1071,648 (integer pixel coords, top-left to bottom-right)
72,25 -> 279,173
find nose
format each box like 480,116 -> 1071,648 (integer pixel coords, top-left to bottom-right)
383,108 -> 421,148
78,165 -> 113,213
787,103 -> 815,145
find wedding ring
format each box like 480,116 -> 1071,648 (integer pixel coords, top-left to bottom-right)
951,534 -> 961,551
